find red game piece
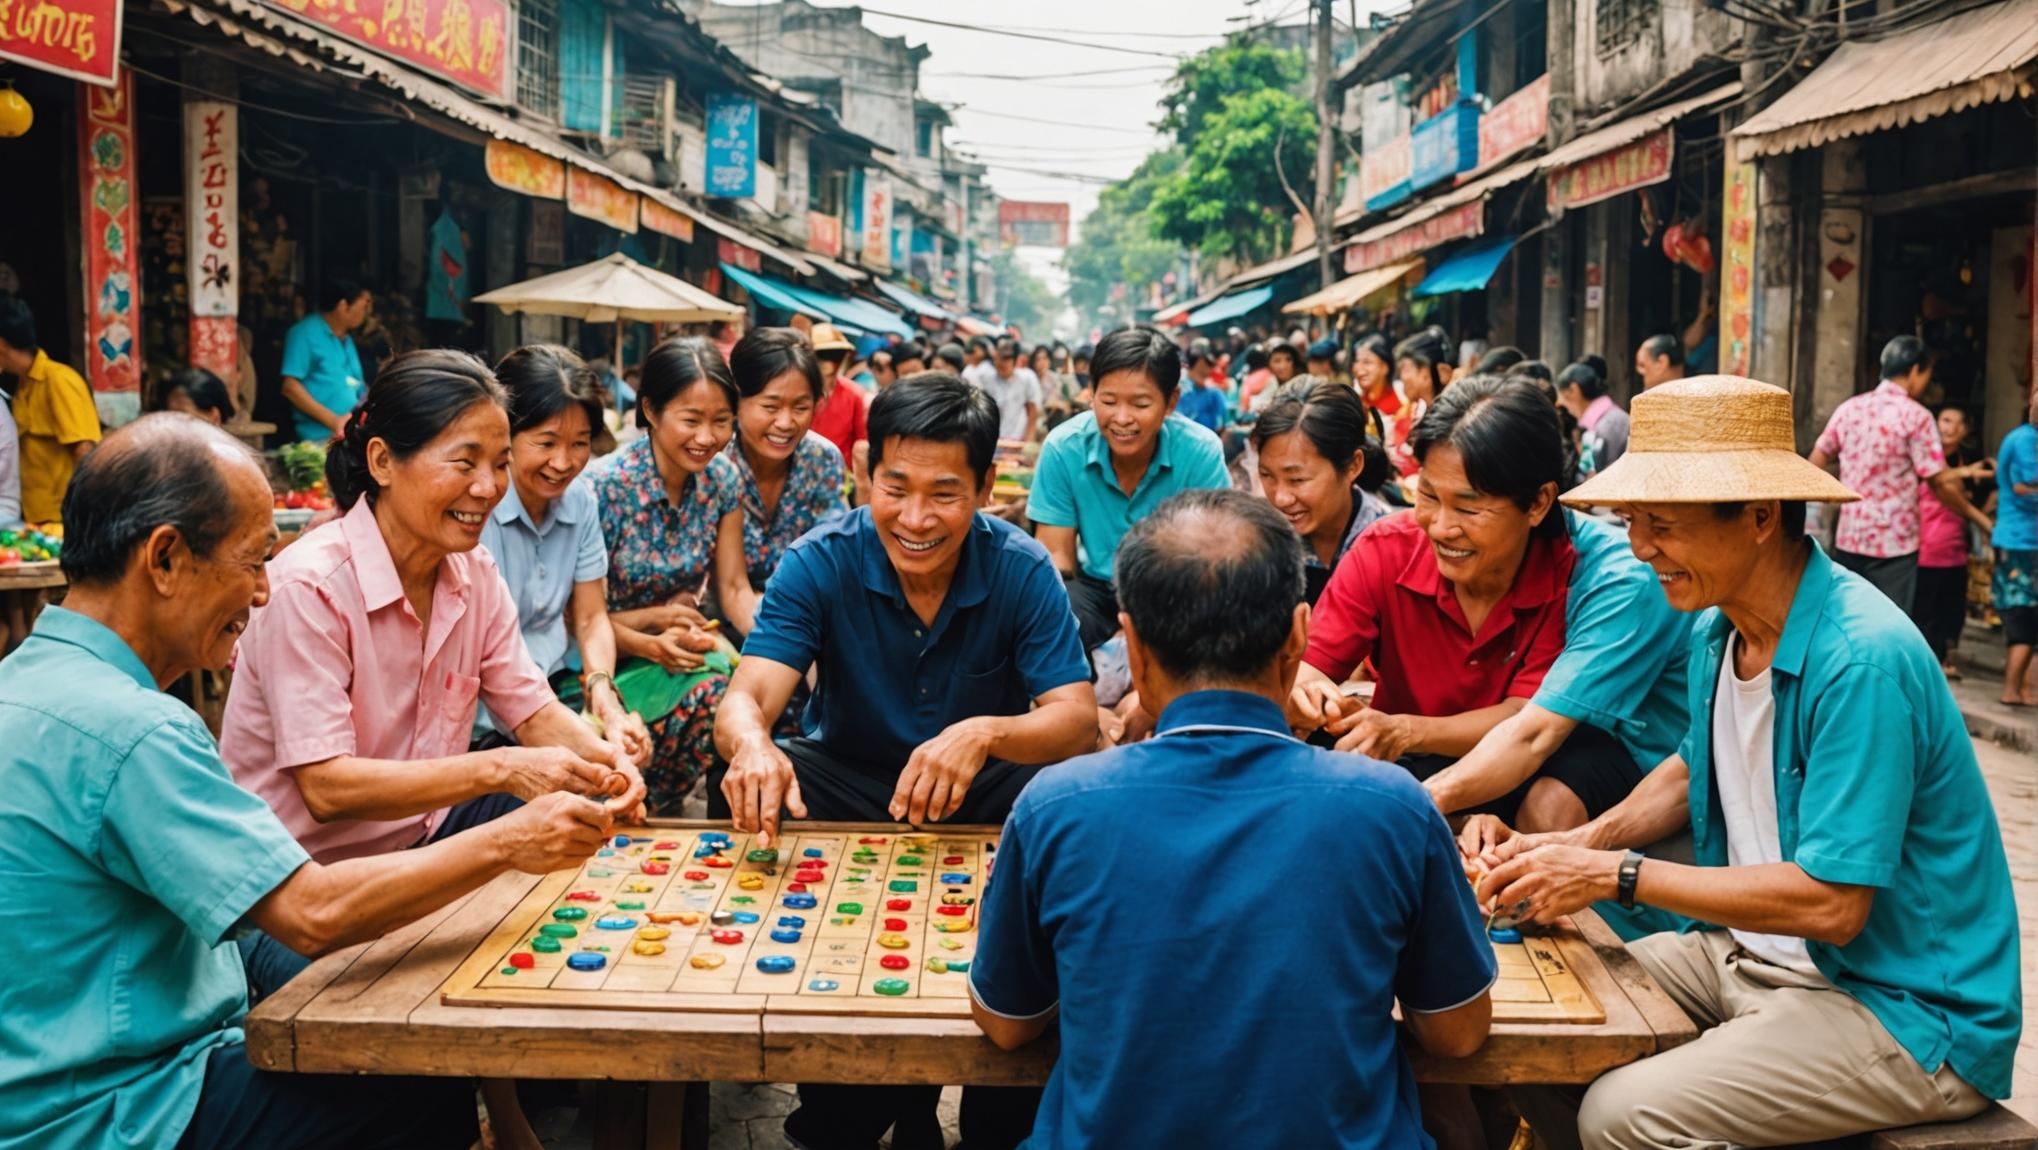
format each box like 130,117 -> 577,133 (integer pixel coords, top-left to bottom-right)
883,917 -> 908,931
794,870 -> 825,883
684,870 -> 709,881
858,837 -> 888,844
711,929 -> 744,944
885,899 -> 912,911
566,890 -> 601,902
703,857 -> 733,869
641,861 -> 670,875
936,905 -> 967,916
880,954 -> 911,970
942,856 -> 964,866
654,841 -> 681,850
509,952 -> 535,969
787,883 -> 808,893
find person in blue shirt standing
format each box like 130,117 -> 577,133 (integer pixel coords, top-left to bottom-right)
1027,326 -> 1230,653
1991,385 -> 2038,706
279,278 -> 372,442
714,373 -> 1098,1150
971,488 -> 1496,1149
1477,377 -> 2019,1148
0,414 -> 617,1150
1172,344 -> 1227,433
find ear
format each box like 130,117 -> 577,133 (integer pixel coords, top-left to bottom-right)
1278,601 -> 1311,686
975,470 -> 995,510
141,524 -> 184,598
1749,499 -> 1784,545
1121,612 -> 1156,703
1525,480 -> 1560,528
1163,390 -> 1180,416
365,435 -> 398,492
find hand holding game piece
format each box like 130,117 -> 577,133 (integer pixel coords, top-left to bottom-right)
647,626 -> 709,672
1456,813 -> 1515,861
492,792 -> 614,874
603,759 -> 649,823
722,738 -> 805,848
1475,841 -> 1622,926
891,718 -> 996,826
1286,677 -> 1349,734
496,744 -> 620,802
1333,708 -> 1417,761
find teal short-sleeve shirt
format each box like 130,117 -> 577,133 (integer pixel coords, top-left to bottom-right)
1026,411 -> 1230,581
0,608 -> 310,1150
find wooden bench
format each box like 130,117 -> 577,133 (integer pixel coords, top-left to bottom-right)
1781,1105 -> 2038,1149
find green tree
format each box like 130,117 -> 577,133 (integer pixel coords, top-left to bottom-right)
990,248 -> 1058,337
1150,86 -> 1318,266
1157,40 -> 1307,150
1065,150 -> 1184,326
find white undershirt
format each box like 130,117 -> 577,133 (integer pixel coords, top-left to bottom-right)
1711,637 -> 1827,979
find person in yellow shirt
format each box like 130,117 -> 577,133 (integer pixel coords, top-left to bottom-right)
0,298 -> 102,525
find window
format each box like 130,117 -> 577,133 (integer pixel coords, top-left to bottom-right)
808,149 -> 838,213
916,118 -> 934,158
516,0 -> 560,120
1595,0 -> 1652,55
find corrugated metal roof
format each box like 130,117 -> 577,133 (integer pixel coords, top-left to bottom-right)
1540,81 -> 1744,174
1730,0 -> 2038,160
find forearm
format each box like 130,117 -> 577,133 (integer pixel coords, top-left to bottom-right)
1425,705 -> 1576,813
1571,759 -> 1690,851
1404,699 -> 1526,758
714,689 -> 778,761
515,700 -> 607,760
1631,860 -> 1869,944
610,607 -> 671,631
1931,473 -> 1990,529
972,699 -> 1097,765
718,575 -> 759,637
259,831 -> 511,955
576,614 -> 620,680
280,378 -> 343,430
294,750 -> 501,823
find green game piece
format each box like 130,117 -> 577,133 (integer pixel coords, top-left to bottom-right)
539,923 -> 579,938
530,936 -> 563,953
873,978 -> 911,996
615,900 -> 645,910
588,869 -> 615,878
501,967 -> 518,975
746,848 -> 779,863
897,855 -> 923,866
888,880 -> 918,892
552,907 -> 588,921
730,896 -> 756,905
836,902 -> 864,915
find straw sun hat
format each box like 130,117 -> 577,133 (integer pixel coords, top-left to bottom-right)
1562,375 -> 1859,508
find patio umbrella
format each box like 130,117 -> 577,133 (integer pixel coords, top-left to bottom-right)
474,252 -> 742,364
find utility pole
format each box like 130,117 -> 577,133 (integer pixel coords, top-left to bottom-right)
1312,0 -> 1338,291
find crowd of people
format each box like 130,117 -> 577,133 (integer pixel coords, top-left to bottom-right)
0,294 -> 2028,1150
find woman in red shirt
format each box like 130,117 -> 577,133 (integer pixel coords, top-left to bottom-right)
1388,326 -> 1455,477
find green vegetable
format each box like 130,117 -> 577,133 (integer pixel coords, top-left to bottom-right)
276,442 -> 328,492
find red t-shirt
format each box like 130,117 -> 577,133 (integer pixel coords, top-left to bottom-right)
1304,511 -> 1575,718
811,379 -> 869,463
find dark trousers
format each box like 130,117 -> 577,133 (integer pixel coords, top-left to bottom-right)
1316,721 -> 1642,825
1835,548 -> 1919,615
1063,571 -> 1120,655
1912,563 -> 1968,663
709,738 -> 1043,1150
175,1040 -> 476,1150
237,791 -> 526,1004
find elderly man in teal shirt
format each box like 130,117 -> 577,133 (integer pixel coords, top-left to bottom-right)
0,415 -> 617,1150
1477,378 -> 2019,1148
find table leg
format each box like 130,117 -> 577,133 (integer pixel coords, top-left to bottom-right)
591,1081 -> 690,1150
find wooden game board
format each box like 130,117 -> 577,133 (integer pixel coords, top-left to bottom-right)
441,825 -> 1603,1025
441,828 -> 991,1018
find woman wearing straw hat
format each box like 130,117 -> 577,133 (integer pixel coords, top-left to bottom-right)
1471,377 -> 2018,1148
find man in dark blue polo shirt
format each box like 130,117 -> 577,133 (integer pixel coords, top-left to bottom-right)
714,372 -> 1097,1150
971,488 -> 1497,1149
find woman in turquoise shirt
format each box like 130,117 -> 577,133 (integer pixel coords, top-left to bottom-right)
1992,386 -> 2038,705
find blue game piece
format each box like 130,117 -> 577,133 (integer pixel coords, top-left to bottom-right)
612,835 -> 631,848
770,928 -> 803,944
595,915 -> 638,930
597,849 -> 616,857
755,955 -> 797,974
778,915 -> 807,928
1489,926 -> 1523,944
808,978 -> 840,992
802,847 -> 823,858
782,894 -> 818,909
567,952 -> 607,971
731,911 -> 760,924
939,873 -> 971,885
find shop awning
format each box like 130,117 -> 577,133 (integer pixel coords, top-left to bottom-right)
1536,81 -> 1743,212
1184,284 -> 1277,328
476,252 -> 740,323
1283,260 -> 1424,316
1730,0 -> 2038,160
718,263 -> 914,338
1227,246 -> 1333,290
1153,289 -> 1221,325
1411,237 -> 1518,297
1343,154 -> 1541,273
874,279 -> 961,323
162,0 -> 812,276
954,315 -> 999,338
804,253 -> 868,283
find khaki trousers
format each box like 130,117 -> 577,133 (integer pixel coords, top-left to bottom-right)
1576,930 -> 1986,1149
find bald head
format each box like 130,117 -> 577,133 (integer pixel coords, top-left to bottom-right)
61,413 -> 267,587
1115,489 -> 1306,685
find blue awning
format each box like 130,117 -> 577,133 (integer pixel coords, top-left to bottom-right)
719,263 -> 915,337
1411,236 -> 1518,298
1184,284 -> 1276,328
873,278 -> 959,322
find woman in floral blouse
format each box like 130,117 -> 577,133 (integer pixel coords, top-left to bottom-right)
725,328 -> 848,590
586,336 -> 756,809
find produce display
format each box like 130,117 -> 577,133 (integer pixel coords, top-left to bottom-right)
0,525 -> 62,566
274,441 -> 336,512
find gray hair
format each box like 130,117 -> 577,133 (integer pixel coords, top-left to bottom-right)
60,414 -> 262,586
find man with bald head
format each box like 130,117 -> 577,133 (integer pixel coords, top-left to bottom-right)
0,415 -> 616,1150
970,488 -> 1495,1148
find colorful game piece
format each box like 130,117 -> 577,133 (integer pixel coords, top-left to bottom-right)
873,978 -> 910,996
883,917 -> 908,931
808,978 -> 840,992
530,936 -> 562,953
689,954 -> 725,970
730,896 -> 756,905
632,940 -> 666,956
738,874 -> 766,890
641,861 -> 670,875
566,890 -> 601,902
623,881 -> 654,893
638,927 -> 671,941
731,911 -> 760,924
939,873 -> 971,885
877,933 -> 910,949
925,958 -> 969,973
594,916 -> 638,930
938,938 -> 963,951
501,967 -> 518,976
508,953 -> 534,969
886,899 -> 912,911
588,869 -> 615,878
802,848 -> 823,858
711,929 -> 744,944
615,901 -> 645,911
703,856 -> 733,869
897,855 -> 923,866
710,910 -> 736,926
756,955 -> 796,974
771,928 -> 803,944
683,870 -> 709,881
783,894 -> 817,909
888,880 -> 917,892
612,835 -> 631,848
1489,927 -> 1523,944
746,848 -> 779,863
880,954 -> 910,970
654,841 -> 681,850
941,894 -> 974,906
539,923 -> 578,939
568,952 -> 607,971
936,905 -> 967,916
942,856 -> 964,865
933,921 -> 972,934
553,907 -> 589,921
778,916 -> 807,928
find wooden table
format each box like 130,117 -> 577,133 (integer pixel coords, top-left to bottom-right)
245,819 -> 1696,1147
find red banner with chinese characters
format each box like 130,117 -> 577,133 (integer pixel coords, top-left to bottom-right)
0,0 -> 121,86
640,195 -> 696,244
78,76 -> 139,391
717,237 -> 761,274
264,0 -> 509,100
1478,73 -> 1548,170
184,100 -> 238,378
1547,128 -> 1674,213
484,138 -> 564,199
806,211 -> 841,259
1720,161 -> 1757,376
1345,201 -> 1483,274
565,167 -> 637,233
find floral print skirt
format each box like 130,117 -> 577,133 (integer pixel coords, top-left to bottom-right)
1993,548 -> 2037,612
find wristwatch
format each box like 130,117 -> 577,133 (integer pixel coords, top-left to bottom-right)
1617,850 -> 1646,910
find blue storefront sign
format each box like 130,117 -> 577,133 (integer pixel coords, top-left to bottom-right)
1411,102 -> 1482,191
707,91 -> 758,199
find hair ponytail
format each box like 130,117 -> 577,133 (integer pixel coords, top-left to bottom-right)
324,348 -> 507,512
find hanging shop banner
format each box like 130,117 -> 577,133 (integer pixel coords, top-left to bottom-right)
1720,161 -> 1758,376
998,201 -> 1071,248
1345,201 -> 1484,274
565,167 -> 638,233
640,196 -> 696,244
264,0 -> 509,100
183,98 -> 238,379
807,211 -> 842,259
484,138 -> 565,199
1361,132 -> 1412,211
78,76 -> 139,391
1547,127 -> 1674,213
705,92 -> 758,199
1411,103 -> 1480,191
860,168 -> 893,273
1478,73 -> 1549,170
1,0 -> 122,85
717,237 -> 761,273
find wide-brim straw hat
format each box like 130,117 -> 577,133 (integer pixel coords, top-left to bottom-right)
1562,375 -> 1860,507
808,322 -> 855,354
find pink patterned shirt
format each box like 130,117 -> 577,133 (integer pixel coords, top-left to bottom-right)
1813,380 -> 1947,558
223,498 -> 556,863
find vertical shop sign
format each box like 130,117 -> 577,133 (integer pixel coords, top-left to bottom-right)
860,168 -> 892,273
806,211 -> 842,258
706,92 -> 757,199
184,99 -> 238,378
78,75 -> 139,391
1720,161 -> 1758,376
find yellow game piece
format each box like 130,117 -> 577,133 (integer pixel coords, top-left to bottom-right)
638,927 -> 671,941
933,921 -> 973,934
689,953 -> 725,970
737,874 -> 766,890
938,938 -> 963,951
877,932 -> 910,949
632,940 -> 666,956
624,881 -> 654,893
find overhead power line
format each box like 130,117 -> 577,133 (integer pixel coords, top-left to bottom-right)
851,7 -> 1191,58
923,64 -> 1177,81
958,107 -> 1160,134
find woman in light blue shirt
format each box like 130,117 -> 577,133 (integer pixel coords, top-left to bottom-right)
477,345 -> 649,759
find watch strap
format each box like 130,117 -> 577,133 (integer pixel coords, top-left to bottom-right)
1617,849 -> 1645,910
